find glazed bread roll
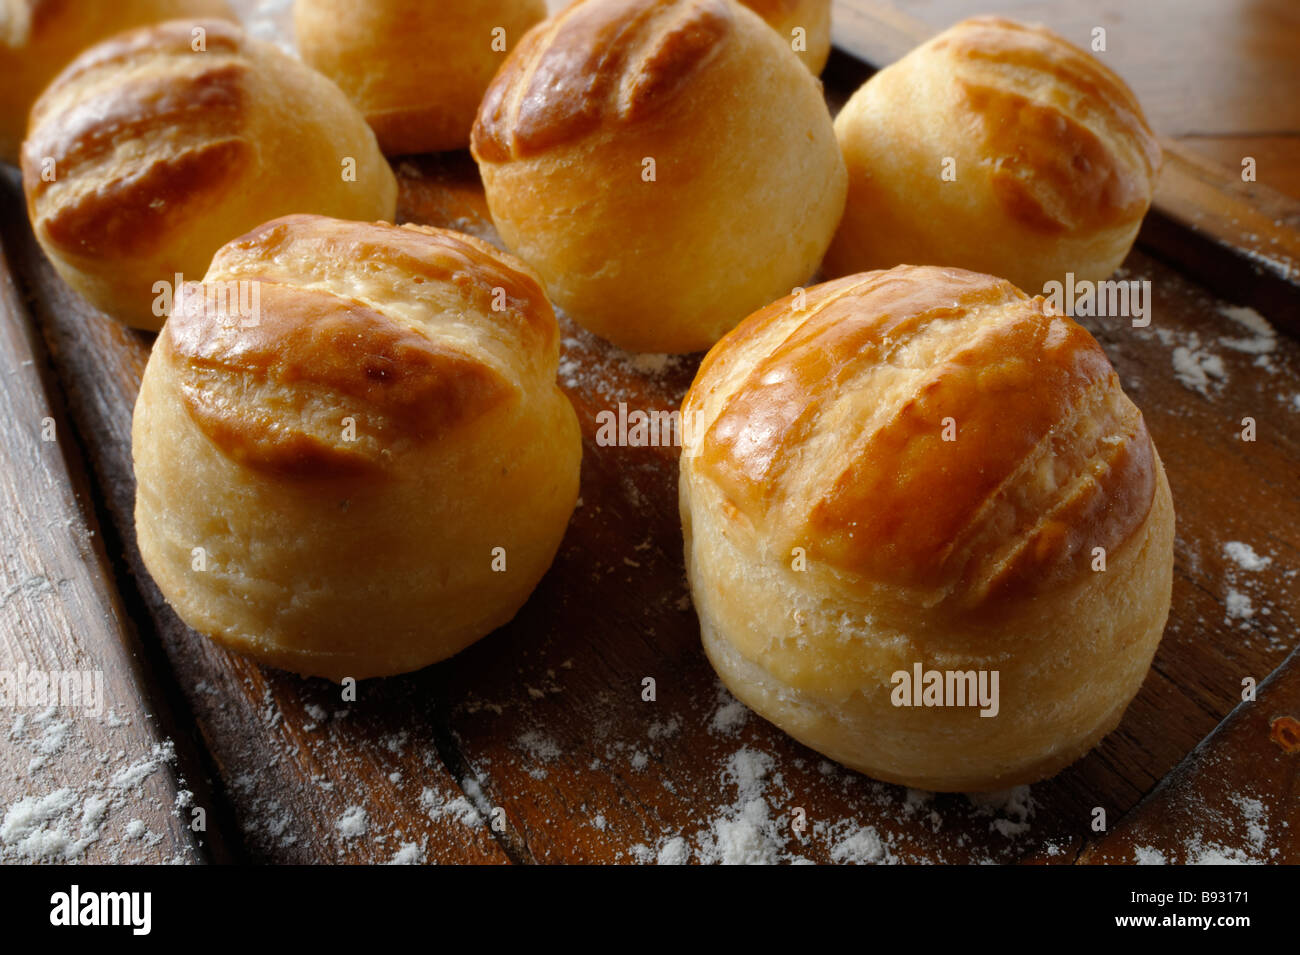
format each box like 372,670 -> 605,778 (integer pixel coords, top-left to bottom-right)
0,0 -> 235,164
472,0 -> 847,354
680,265 -> 1174,791
132,214 -> 581,681
294,0 -> 547,155
825,17 -> 1161,294
22,19 -> 396,331
740,0 -> 830,73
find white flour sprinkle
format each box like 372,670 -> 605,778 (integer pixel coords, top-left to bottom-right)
110,742 -> 175,791
1134,791 -> 1273,864
1,714 -> 181,863
419,787 -> 481,828
656,836 -> 689,865
1234,794 -> 1269,854
1223,541 -> 1272,572
387,842 -> 425,865
1171,341 -> 1227,396
1135,296 -> 1288,400
967,786 -> 1034,822
336,805 -> 368,840
1225,589 -> 1254,622
708,685 -> 750,735
827,823 -> 893,864
1217,305 -> 1276,355
0,788 -> 81,861
1183,842 -> 1257,864
1134,846 -> 1167,864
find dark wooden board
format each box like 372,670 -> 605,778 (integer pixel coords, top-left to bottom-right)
0,0 -> 1297,864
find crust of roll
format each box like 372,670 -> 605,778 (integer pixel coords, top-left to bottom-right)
825,17 -> 1161,293
680,265 -> 1175,791
472,0 -> 846,354
132,215 -> 582,681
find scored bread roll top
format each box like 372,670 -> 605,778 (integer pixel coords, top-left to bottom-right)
133,215 -> 581,680
681,265 -> 1174,790
740,0 -> 831,73
472,0 -> 846,354
688,267 -> 1157,605
293,0 -> 548,155
825,17 -> 1161,292
164,216 -> 558,475
22,19 -> 396,330
472,0 -> 738,165
0,0 -> 236,163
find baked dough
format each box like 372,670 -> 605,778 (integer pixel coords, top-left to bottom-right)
472,0 -> 846,354
825,17 -> 1161,294
132,214 -> 581,681
741,0 -> 830,74
0,0 -> 236,164
22,18 -> 396,330
680,264 -> 1174,791
293,0 -> 548,155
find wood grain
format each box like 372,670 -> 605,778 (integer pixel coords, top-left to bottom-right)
0,184 -> 226,864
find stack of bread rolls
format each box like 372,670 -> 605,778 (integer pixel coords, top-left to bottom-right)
8,0 -> 1171,793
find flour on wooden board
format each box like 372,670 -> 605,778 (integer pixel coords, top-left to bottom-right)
1131,792 -> 1275,864
1,708 -> 184,864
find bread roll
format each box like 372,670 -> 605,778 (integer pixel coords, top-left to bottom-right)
294,0 -> 548,155
825,17 -> 1161,294
680,265 -> 1174,791
472,0 -> 847,354
132,214 -> 581,681
22,19 -> 396,331
0,0 -> 235,164
741,0 -> 830,74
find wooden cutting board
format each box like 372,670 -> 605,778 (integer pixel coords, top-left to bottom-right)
0,0 -> 1296,864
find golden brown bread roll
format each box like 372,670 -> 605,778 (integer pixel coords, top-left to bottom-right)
680,265 -> 1174,791
22,18 -> 396,331
472,0 -> 847,354
740,0 -> 830,73
825,17 -> 1161,294
132,214 -> 582,681
293,0 -> 548,155
0,0 -> 236,164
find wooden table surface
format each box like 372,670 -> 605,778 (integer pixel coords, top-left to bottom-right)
1,0 -> 1297,865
